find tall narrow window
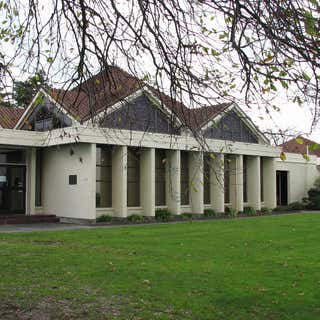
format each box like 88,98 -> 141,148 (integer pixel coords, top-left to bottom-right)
243,156 -> 248,203
127,148 -> 140,207
260,157 -> 264,202
224,155 -> 231,203
203,154 -> 211,204
180,151 -> 189,205
155,149 -> 166,206
35,149 -> 42,207
96,145 -> 112,207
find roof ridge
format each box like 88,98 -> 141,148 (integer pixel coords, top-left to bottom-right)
46,66 -> 231,128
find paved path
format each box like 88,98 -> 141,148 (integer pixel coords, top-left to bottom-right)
0,211 -> 317,233
0,223 -> 91,233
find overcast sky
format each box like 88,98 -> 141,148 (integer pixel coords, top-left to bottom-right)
1,0 -> 319,143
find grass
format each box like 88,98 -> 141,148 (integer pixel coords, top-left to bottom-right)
1,213 -> 320,319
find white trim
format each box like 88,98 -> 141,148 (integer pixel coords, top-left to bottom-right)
200,103 -> 234,132
14,91 -> 43,129
143,88 -> 183,127
155,205 -> 168,209
15,89 -> 80,129
275,152 -> 317,164
86,88 -> 146,126
0,125 -> 281,157
0,128 -> 46,147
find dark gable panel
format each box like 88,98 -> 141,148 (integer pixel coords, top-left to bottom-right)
203,110 -> 259,143
22,97 -> 72,131
101,94 -> 180,135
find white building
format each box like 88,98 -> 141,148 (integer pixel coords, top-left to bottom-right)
0,67 -> 318,222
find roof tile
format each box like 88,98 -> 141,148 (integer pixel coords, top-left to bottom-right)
0,106 -> 25,129
49,66 -> 230,129
281,136 -> 320,157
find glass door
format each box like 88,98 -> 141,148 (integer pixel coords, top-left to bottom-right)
0,165 -> 26,214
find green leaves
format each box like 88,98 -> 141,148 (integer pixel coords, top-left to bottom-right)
304,10 -> 319,37
280,152 -> 287,161
295,137 -> 304,145
309,143 -> 319,151
264,55 -> 274,63
302,72 -> 311,82
33,92 -> 44,107
303,154 -> 310,161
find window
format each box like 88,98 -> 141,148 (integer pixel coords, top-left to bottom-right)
69,175 -> 77,185
260,157 -> 264,202
203,154 -> 211,205
203,111 -> 258,143
0,149 -> 25,164
180,151 -> 189,205
127,148 -> 140,207
35,149 -> 42,207
224,155 -> 231,203
101,95 -> 180,135
155,149 -> 166,206
34,106 -> 62,131
243,156 -> 248,203
96,146 -> 112,207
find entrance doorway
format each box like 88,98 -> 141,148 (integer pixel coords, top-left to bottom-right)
0,165 -> 26,214
276,170 -> 288,206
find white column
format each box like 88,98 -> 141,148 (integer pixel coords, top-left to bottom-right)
89,144 -> 97,220
112,145 -> 127,217
263,157 -> 277,209
26,147 -> 36,215
189,151 -> 204,214
230,154 -> 244,212
247,156 -> 261,210
141,148 -> 155,216
166,149 -> 181,215
211,153 -> 225,213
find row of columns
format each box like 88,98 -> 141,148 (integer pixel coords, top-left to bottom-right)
111,146 -> 277,217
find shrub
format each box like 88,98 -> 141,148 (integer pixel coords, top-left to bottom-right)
96,214 -> 113,223
288,201 -> 305,211
204,209 -> 216,217
304,178 -> 320,210
225,207 -> 238,218
260,207 -> 272,214
274,205 -> 289,212
314,177 -> 320,189
155,209 -> 172,221
306,188 -> 320,209
127,214 -> 144,222
244,206 -> 256,216
181,213 -> 193,220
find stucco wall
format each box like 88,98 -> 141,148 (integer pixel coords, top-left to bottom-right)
42,143 -> 96,220
276,154 -> 319,203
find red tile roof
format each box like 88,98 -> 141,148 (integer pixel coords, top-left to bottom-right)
48,66 -> 230,129
280,136 -> 320,157
0,106 -> 25,129
146,85 -> 230,129
50,66 -> 143,122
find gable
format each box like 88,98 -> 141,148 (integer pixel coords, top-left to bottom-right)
21,96 -> 73,131
203,110 -> 259,143
100,94 -> 180,135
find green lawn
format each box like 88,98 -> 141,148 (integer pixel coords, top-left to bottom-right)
1,214 -> 320,319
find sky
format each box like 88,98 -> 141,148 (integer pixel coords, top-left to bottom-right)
246,98 -> 320,142
1,0 -> 319,143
